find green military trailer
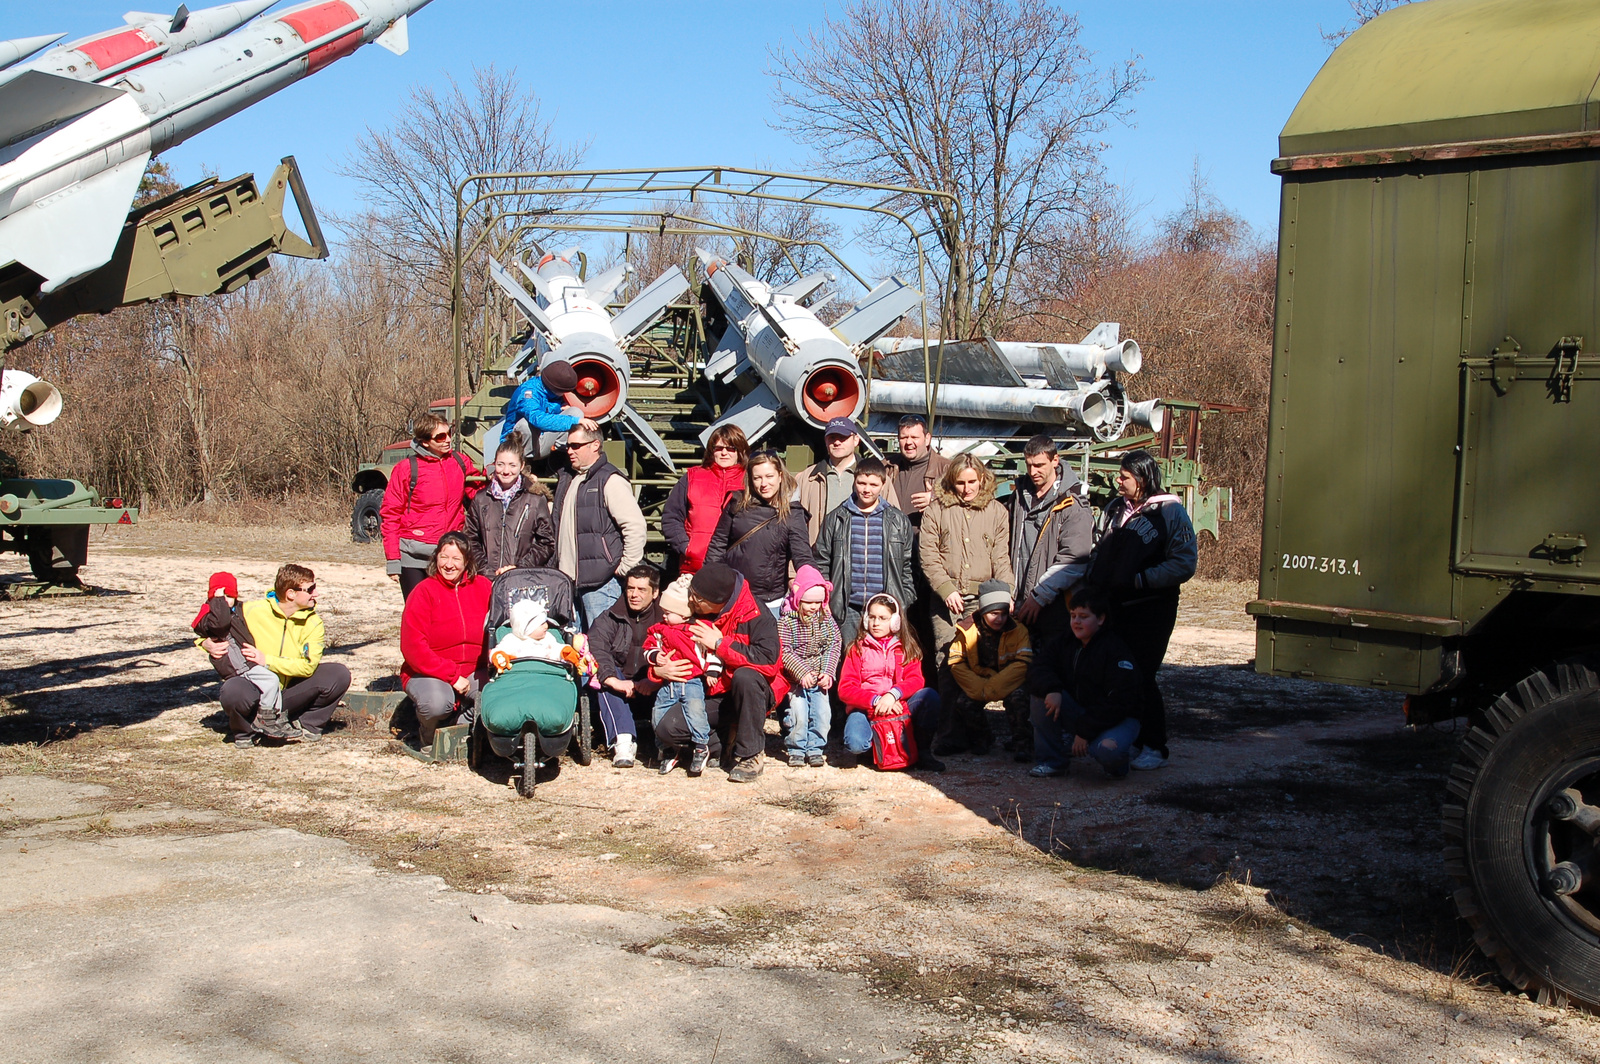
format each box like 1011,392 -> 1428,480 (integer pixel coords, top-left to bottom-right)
1252,0 -> 1600,1007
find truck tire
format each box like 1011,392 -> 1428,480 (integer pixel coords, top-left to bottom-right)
24,528 -> 82,585
350,488 -> 384,544
1444,661 -> 1600,1007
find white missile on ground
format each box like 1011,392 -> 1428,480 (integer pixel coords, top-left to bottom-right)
699,248 -> 920,445
867,378 -> 1110,428
0,35 -> 67,72
489,247 -> 690,469
0,0 -> 428,298
0,368 -> 63,431
0,3 -> 281,88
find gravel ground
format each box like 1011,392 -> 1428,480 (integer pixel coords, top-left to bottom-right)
2,518 -> 1598,1062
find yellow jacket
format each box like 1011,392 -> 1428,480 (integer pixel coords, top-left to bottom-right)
948,616 -> 1032,703
241,596 -> 325,680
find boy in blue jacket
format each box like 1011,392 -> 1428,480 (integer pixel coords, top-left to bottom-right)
492,360 -> 599,457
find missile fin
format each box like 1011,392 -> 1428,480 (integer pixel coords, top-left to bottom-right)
704,328 -> 748,384
0,70 -> 128,148
489,258 -> 556,337
832,276 -> 921,347
978,337 -> 1031,389
374,13 -> 408,55
700,384 -> 780,447
582,261 -> 628,301
1080,322 -> 1119,347
0,149 -> 150,292
613,265 -> 690,344
615,403 -> 676,473
773,270 -> 834,303
513,258 -> 555,304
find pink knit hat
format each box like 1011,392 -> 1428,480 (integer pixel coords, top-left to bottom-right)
786,565 -> 834,612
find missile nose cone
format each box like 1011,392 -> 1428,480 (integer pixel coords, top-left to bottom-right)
0,34 -> 66,71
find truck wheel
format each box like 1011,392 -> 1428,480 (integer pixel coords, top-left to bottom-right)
1444,661 -> 1600,1007
24,529 -> 81,585
350,489 -> 384,544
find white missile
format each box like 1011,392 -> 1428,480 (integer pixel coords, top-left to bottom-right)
699,248 -> 920,444
490,247 -> 690,469
0,35 -> 67,72
868,379 -> 1110,428
0,0 -> 428,296
1,4 -> 282,87
875,322 -> 1141,384
0,368 -> 63,431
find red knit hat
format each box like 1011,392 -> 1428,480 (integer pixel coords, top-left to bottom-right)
208,571 -> 238,599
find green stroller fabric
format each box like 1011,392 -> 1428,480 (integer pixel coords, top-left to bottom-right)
479,625 -> 578,738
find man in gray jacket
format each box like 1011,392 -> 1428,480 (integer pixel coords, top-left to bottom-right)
1010,435 -> 1094,650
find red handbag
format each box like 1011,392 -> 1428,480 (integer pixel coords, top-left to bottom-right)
870,712 -> 917,771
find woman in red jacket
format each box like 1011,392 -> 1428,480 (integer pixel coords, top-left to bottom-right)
837,592 -> 944,772
381,412 -> 482,599
661,425 -> 748,576
400,532 -> 492,747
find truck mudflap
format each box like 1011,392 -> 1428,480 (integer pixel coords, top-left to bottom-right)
1248,599 -> 1463,693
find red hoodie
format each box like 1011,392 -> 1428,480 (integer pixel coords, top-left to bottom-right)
380,447 -> 482,565
400,573 -> 492,686
838,633 -> 928,715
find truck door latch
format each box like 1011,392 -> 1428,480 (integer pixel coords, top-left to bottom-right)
1536,532 -> 1588,564
1550,336 -> 1582,403
1491,336 -> 1521,395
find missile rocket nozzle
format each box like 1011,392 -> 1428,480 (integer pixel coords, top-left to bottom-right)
567,357 -> 623,419
801,365 -> 862,424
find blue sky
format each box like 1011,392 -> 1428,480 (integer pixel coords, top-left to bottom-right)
22,1 -> 1360,244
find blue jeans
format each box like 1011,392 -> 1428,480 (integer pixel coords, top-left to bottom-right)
785,687 -> 830,756
578,578 -> 621,631
842,688 -> 939,764
1032,694 -> 1140,778
652,677 -> 709,748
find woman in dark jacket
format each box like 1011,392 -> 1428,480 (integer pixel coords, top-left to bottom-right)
661,424 -> 748,576
705,449 -> 813,615
1082,449 -> 1197,770
464,439 -> 556,576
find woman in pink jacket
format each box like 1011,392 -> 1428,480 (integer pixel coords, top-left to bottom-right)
381,412 -> 482,599
837,592 -> 944,772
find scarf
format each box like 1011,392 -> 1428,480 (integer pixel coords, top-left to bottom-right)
489,476 -> 524,512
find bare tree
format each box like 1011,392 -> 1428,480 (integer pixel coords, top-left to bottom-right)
1322,0 -> 1415,45
339,65 -> 587,345
771,0 -> 1143,338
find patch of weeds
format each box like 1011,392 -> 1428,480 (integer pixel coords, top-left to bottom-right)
760,789 -> 840,818
894,862 -> 942,901
862,953 -> 1056,1024
1106,927 -> 1213,965
81,814 -> 112,834
1069,949 -> 1107,968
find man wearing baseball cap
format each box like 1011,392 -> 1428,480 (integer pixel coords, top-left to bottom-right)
796,418 -> 899,545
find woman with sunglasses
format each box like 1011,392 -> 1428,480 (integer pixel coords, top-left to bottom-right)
704,449 -> 813,616
380,412 -> 482,599
660,425 -> 749,577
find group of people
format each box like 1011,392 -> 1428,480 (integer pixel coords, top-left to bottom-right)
203,357 -> 1199,784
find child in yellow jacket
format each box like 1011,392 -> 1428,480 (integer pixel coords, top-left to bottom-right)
943,579 -> 1032,756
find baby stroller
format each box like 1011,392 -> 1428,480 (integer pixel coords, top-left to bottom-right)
470,567 -> 592,797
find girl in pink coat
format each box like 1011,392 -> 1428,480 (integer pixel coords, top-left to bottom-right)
836,592 -> 944,772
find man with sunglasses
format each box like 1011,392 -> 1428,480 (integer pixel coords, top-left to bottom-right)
204,564 -> 351,747
380,412 -> 481,599
553,425 -> 646,628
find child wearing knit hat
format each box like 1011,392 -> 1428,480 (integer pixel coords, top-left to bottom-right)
777,565 -> 841,768
641,574 -> 715,777
191,572 -> 292,741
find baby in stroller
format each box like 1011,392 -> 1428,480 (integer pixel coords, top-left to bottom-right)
491,597 -> 566,670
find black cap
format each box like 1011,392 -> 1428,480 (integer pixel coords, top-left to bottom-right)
824,417 -> 859,438
540,361 -> 578,394
689,563 -> 738,609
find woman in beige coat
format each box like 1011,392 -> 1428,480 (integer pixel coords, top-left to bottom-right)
919,454 -> 1016,744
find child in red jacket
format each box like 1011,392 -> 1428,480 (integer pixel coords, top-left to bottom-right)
837,592 -> 944,772
643,575 -> 717,777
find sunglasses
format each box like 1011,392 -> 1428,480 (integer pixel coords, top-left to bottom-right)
565,439 -> 597,449
711,444 -> 737,453
428,431 -> 451,442
295,584 -> 317,594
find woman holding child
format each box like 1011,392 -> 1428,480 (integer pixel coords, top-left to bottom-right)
399,532 -> 492,748
705,448 -> 813,615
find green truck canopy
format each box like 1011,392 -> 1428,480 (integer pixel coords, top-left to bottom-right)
1280,0 -> 1600,160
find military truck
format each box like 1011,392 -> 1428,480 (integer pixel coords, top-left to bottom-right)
1252,1 -> 1600,1007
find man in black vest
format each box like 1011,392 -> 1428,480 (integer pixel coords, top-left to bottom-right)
553,426 -> 646,629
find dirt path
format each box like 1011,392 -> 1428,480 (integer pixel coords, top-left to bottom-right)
2,519 -> 1597,1062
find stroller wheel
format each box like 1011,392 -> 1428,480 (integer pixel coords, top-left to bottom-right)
517,730 -> 539,798
571,692 -> 593,767
468,715 -> 487,772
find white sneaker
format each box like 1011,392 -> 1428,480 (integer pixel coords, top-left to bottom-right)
612,734 -> 636,769
1130,747 -> 1168,770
